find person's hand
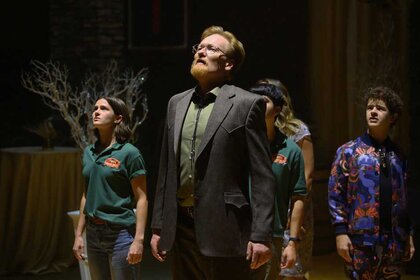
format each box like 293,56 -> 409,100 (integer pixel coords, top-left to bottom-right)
72,235 -> 85,261
150,233 -> 167,262
336,234 -> 353,263
126,240 -> 144,264
409,235 -> 416,260
246,241 -> 271,269
403,235 -> 416,261
281,241 -> 297,269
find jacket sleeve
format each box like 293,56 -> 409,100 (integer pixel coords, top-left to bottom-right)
328,146 -> 349,235
246,97 -> 275,242
150,112 -> 169,230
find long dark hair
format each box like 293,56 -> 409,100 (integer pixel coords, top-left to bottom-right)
94,97 -> 132,143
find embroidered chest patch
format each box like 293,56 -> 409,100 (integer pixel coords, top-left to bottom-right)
104,157 -> 121,169
273,154 -> 288,164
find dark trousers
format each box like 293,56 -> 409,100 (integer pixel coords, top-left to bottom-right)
251,238 -> 283,280
345,244 -> 402,280
172,211 -> 251,280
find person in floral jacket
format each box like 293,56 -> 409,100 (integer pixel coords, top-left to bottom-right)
328,86 -> 415,279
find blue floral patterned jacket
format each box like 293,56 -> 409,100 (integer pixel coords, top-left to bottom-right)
328,133 -> 411,258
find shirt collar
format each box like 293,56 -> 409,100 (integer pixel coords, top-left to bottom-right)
91,141 -> 124,155
270,128 -> 287,154
192,86 -> 219,107
361,132 -> 391,150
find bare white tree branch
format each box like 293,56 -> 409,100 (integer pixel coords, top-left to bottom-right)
21,59 -> 149,149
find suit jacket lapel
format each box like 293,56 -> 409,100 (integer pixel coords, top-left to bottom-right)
174,90 -> 194,157
196,87 -> 234,159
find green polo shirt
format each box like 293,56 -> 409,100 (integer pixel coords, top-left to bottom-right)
271,132 -> 307,237
177,87 -> 219,207
82,142 -> 147,226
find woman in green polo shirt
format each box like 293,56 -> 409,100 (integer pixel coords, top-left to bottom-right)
250,83 -> 307,280
256,79 -> 314,280
72,97 -> 148,280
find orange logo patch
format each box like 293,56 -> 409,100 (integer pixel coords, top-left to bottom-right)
273,154 -> 287,164
104,157 -> 121,169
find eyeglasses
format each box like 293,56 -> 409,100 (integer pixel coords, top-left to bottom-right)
192,44 -> 227,56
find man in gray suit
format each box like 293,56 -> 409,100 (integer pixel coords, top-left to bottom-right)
150,25 -> 276,279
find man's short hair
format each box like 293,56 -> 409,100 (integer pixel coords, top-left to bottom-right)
201,26 -> 245,74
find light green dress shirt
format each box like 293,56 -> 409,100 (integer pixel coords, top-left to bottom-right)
177,87 -> 219,206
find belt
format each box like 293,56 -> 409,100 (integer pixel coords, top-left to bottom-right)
178,206 -> 194,219
89,216 -> 107,225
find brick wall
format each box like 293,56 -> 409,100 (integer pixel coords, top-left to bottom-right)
50,0 -> 126,79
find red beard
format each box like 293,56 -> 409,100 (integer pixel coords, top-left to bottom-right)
190,63 -> 208,80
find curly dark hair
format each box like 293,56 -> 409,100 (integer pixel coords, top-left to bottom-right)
363,86 -> 403,121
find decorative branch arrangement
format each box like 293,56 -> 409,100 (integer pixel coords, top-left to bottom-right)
21,60 -> 149,150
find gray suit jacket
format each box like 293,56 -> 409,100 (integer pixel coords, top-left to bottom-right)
151,84 -> 275,257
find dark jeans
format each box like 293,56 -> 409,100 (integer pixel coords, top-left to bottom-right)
173,210 -> 251,280
86,220 -> 141,280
